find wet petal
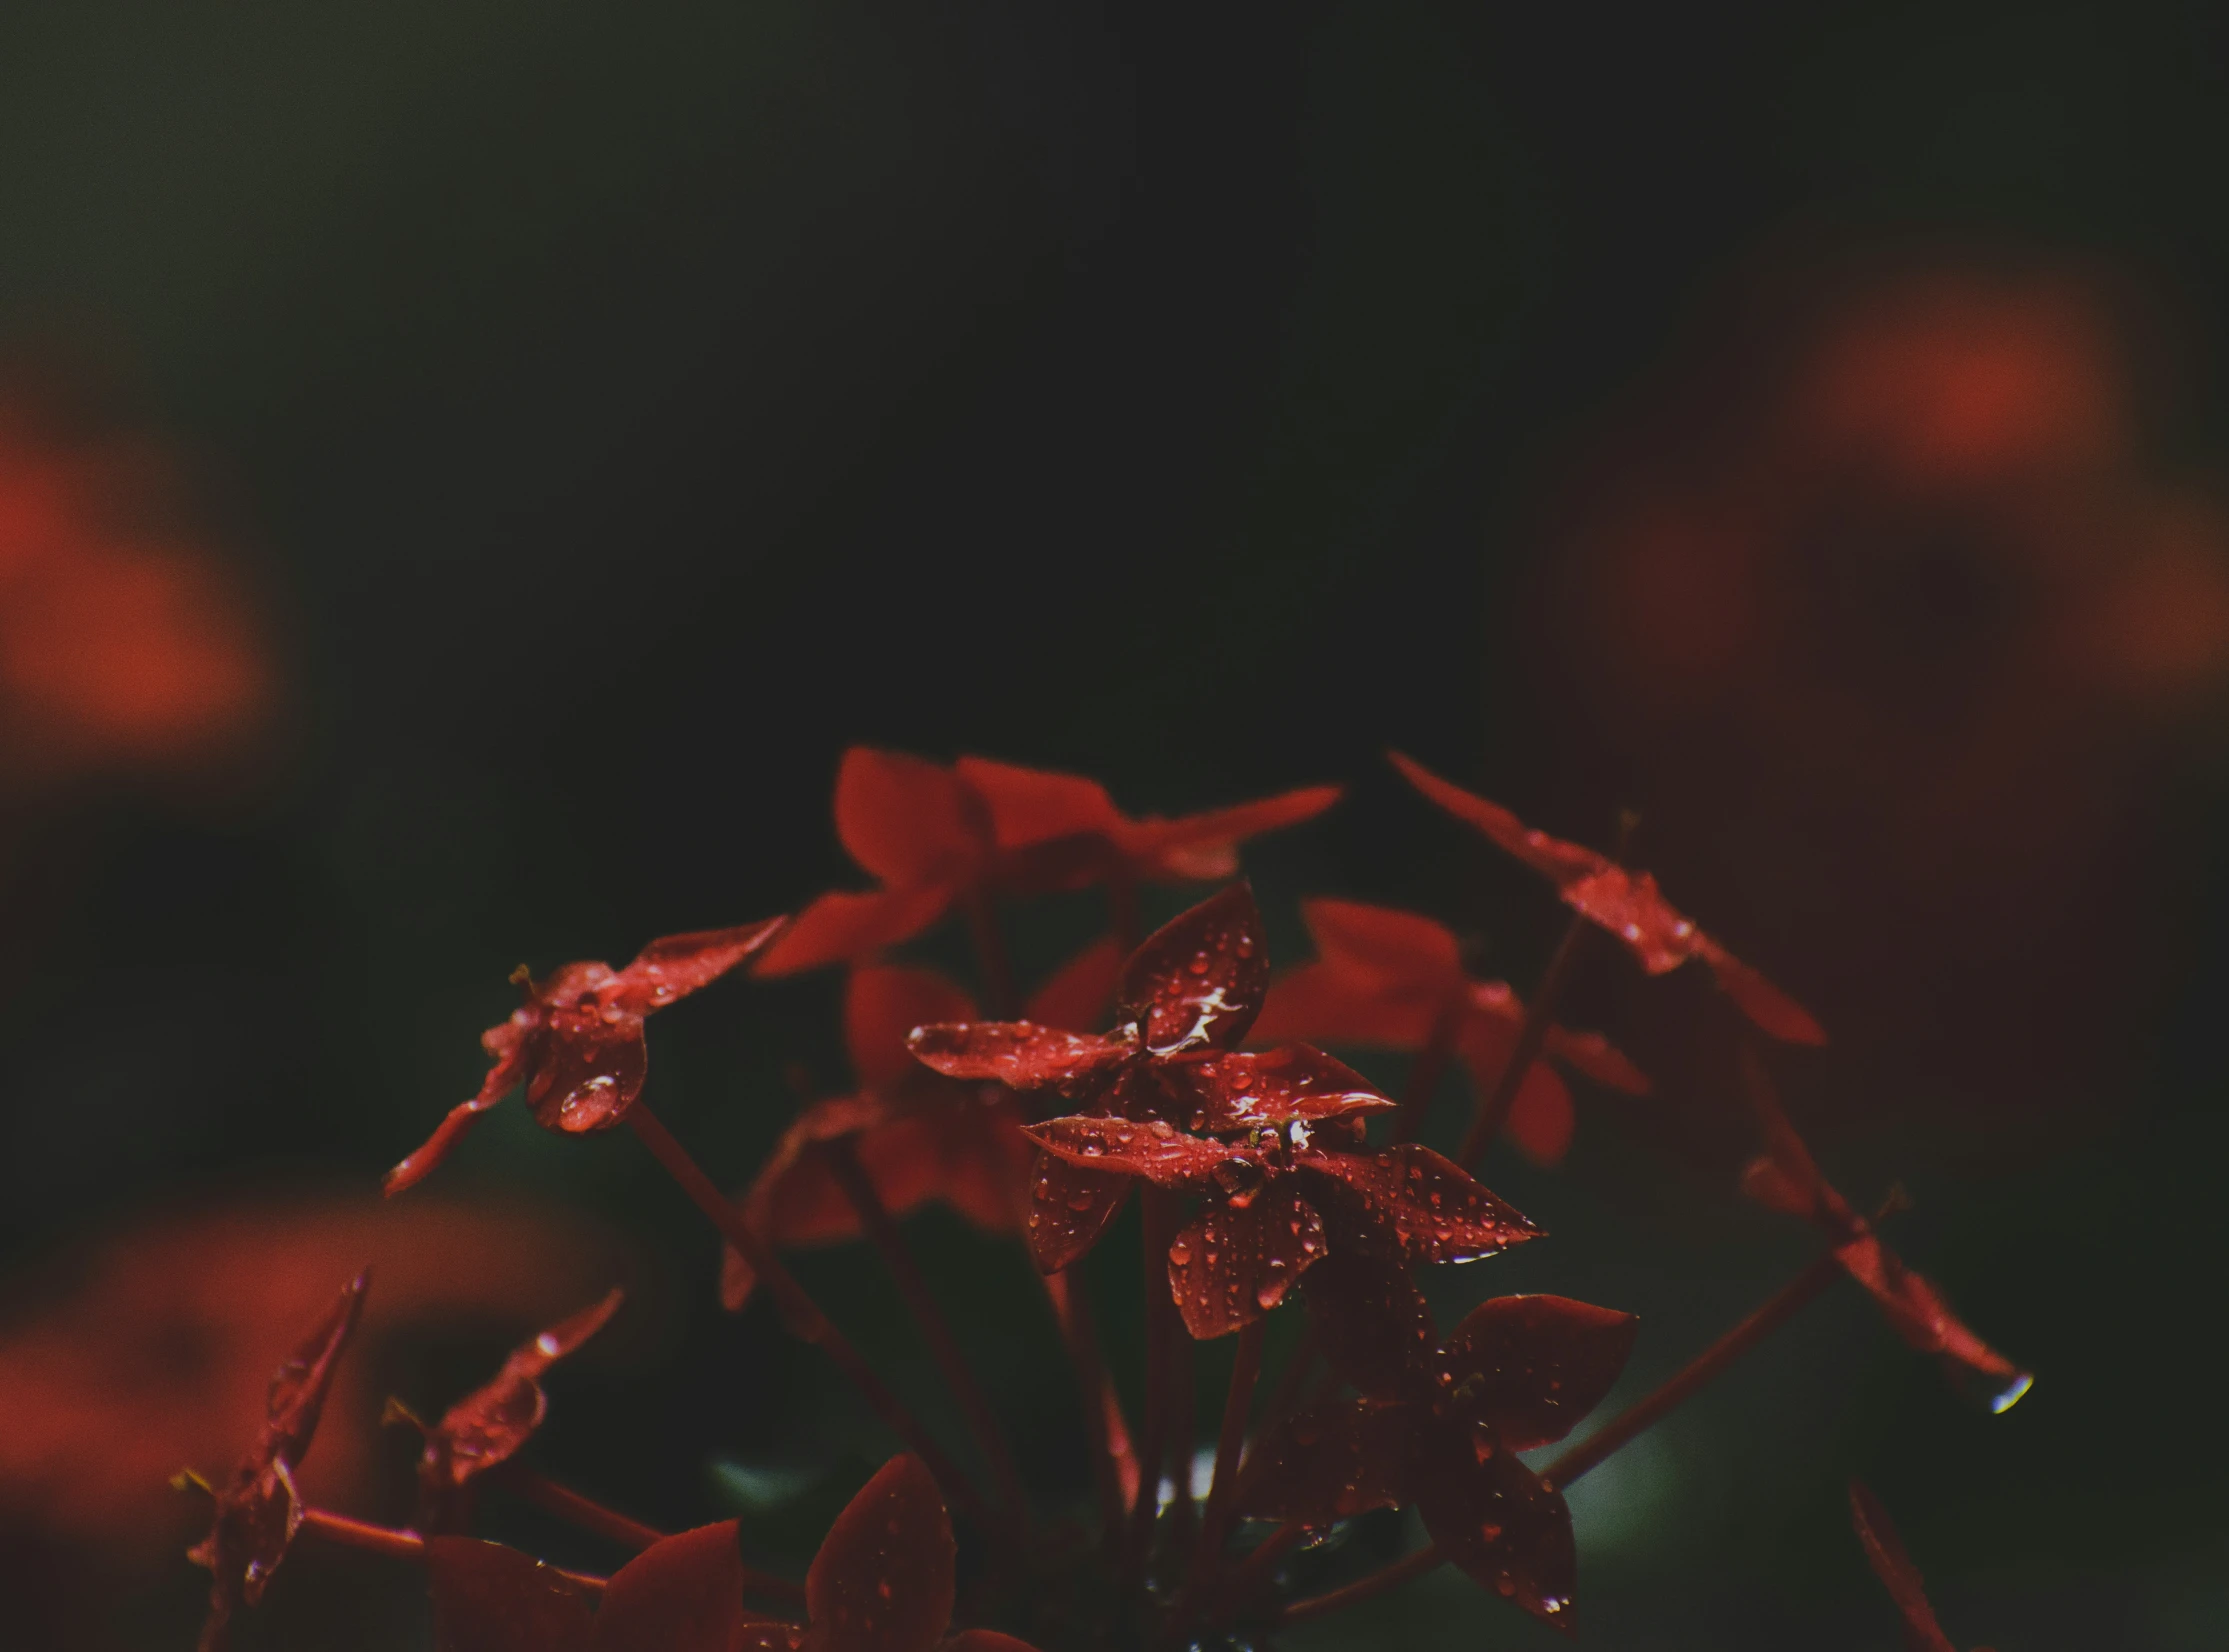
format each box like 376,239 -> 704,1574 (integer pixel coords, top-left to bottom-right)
1440,1295 -> 1637,1452
1388,752 -> 1602,882
1412,1439 -> 1578,1635
1699,943 -> 1828,1045
521,1012 -> 649,1135
1300,1253 -> 1439,1401
1117,885 -> 1271,1054
1302,1144 -> 1541,1266
1023,1153 -> 1132,1273
1174,1045 -> 1398,1132
615,919 -> 787,1013
1502,1067 -> 1576,1169
1834,1235 -> 2031,1408
1023,1116 -> 1236,1186
1238,1400 -> 1408,1526
834,748 -> 988,889
805,1455 -> 955,1652
1167,1181 -> 1328,1339
426,1537 -> 595,1652
1847,1481 -> 1960,1652
906,1021 -> 1131,1092
594,1521 -> 752,1652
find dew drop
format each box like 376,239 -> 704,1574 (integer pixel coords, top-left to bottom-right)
1066,1186 -> 1099,1212
1169,1238 -> 1193,1265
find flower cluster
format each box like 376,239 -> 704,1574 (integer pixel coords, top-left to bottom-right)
169,747 -> 2030,1649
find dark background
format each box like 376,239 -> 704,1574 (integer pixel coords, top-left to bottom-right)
1,2 -> 2225,1646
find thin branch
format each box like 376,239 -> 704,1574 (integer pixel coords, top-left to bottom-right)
497,1467 -> 663,1552
1274,1542 -> 1444,1625
1457,908 -> 1590,1169
1040,1267 -> 1139,1543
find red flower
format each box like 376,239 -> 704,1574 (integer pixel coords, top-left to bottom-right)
1848,1480 -> 1986,1652
387,921 -> 786,1194
1251,897 -> 1651,1165
1740,1066 -> 2029,1410
719,966 -> 1044,1310
751,747 -> 1339,976
1388,751 -> 1825,1045
425,1454 -> 1040,1652
406,1288 -> 624,1531
911,886 -> 1413,1276
185,1271 -> 368,1652
1243,1291 -> 1637,1634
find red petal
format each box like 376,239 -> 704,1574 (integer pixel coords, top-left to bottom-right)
834,748 -> 988,889
848,967 -> 978,1091
952,756 -> 1120,848
1117,885 -> 1271,1054
1122,785 -> 1344,880
1834,1235 -> 2032,1409
426,1537 -> 595,1652
1171,1046 -> 1398,1133
1439,1296 -> 1637,1452
1700,943 -> 1829,1045
1023,935 -> 1123,1032
421,1290 -> 624,1515
521,1012 -> 649,1135
615,919 -> 788,1013
1238,1400 -> 1408,1525
805,1455 -> 955,1652
1023,1116 -> 1235,1185
268,1269 -> 369,1460
1388,752 -> 1602,883
1248,961 -> 1441,1050
755,885 -> 959,978
906,1021 -> 1131,1092
1024,1153 -> 1132,1272
1412,1441 -> 1578,1635
1167,1181 -> 1327,1339
1502,1068 -> 1576,1168
1302,1145 -> 1541,1265
1737,1152 -> 1820,1219
1300,1253 -> 1439,1401
1847,1481 -> 1959,1652
1539,1023 -> 1652,1095
1299,898 -> 1460,988
594,1522 -> 751,1652
387,1094 -> 500,1195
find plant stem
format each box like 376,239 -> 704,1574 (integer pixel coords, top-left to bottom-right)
1125,1188 -> 1182,1587
1040,1268 -> 1138,1540
1393,996 -> 1464,1146
498,1467 -> 663,1552
299,1507 -> 609,1592
821,1136 -> 1032,1524
625,1105 -> 996,1537
1195,1318 -> 1264,1570
1457,909 -> 1589,1170
1213,1519 -> 1304,1618
965,888 -> 1019,1017
1273,1542 -> 1444,1624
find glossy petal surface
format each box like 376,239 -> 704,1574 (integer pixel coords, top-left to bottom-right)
906,1022 -> 1131,1093
1171,1046 -> 1396,1132
1239,1401 -> 1407,1526
1440,1296 -> 1638,1453
1303,1144 -> 1541,1265
1022,1154 -> 1132,1273
1848,1481 -> 1959,1652
1412,1444 -> 1578,1636
1117,885 -> 1270,1054
594,1521 -> 752,1652
617,920 -> 790,1012
426,1537 -> 594,1652
805,1455 -> 954,1652
1023,1116 -> 1234,1186
1166,1180 -> 1327,1338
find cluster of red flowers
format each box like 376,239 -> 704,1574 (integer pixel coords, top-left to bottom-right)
173,747 -> 2029,1649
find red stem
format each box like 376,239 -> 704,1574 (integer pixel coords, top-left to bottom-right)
1274,1542 -> 1443,1624
1457,908 -> 1589,1169
625,1105 -> 997,1538
498,1466 -> 663,1552
1125,1187 -> 1182,1584
1157,1319 -> 1265,1640
1213,1519 -> 1304,1619
1040,1268 -> 1138,1542
300,1507 -> 608,1593
821,1136 -> 1032,1524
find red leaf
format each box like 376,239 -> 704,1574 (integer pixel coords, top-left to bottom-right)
1300,1253 -> 1440,1402
1117,885 -> 1271,1054
1169,1046 -> 1397,1132
1847,1480 -> 1960,1652
847,968 -> 977,1092
1439,1296 -> 1637,1453
1411,1443 -> 1578,1636
1302,1144 -> 1541,1265
594,1522 -> 753,1652
1238,1400 -> 1408,1526
1023,1116 -> 1235,1186
1023,935 -> 1124,1032
906,1021 -> 1132,1093
835,748 -> 989,890
754,886 -> 961,979
418,1289 -> 624,1526
1166,1179 -> 1328,1339
805,1455 -> 955,1652
1022,1153 -> 1132,1273
1538,1021 -> 1652,1096
426,1537 -> 595,1652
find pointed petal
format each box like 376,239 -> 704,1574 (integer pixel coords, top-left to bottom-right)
1167,1181 -> 1327,1339
1388,752 -> 1602,882
1118,885 -> 1271,1054
1302,1144 -> 1541,1265
953,756 -> 1119,848
268,1270 -> 369,1459
1023,935 -> 1123,1032
616,919 -> 788,1012
1847,1481 -> 1960,1652
388,1094 -> 500,1195
1171,1046 -> 1398,1132
1737,1152 -> 1820,1219
1300,1253 -> 1439,1401
1299,898 -> 1461,987
835,748 -> 988,888
594,1522 -> 751,1652
1440,1296 -> 1637,1452
1413,1442 -> 1578,1635
906,1021 -> 1131,1092
848,967 -> 978,1091
805,1455 -> 955,1652
1701,943 -> 1829,1045
1023,1116 -> 1236,1185
1834,1235 -> 2031,1408
1024,1153 -> 1132,1272
427,1537 -> 596,1652
755,885 -> 959,978
1125,785 -> 1344,880
389,1021 -> 533,1195
422,1290 -> 624,1510
1248,961 -> 1441,1050
1502,1067 -> 1576,1169
1540,1023 -> 1652,1095
1238,1400 -> 1408,1525
521,1014 -> 649,1135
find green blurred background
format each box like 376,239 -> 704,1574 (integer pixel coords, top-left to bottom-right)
1,2 -> 2226,1646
